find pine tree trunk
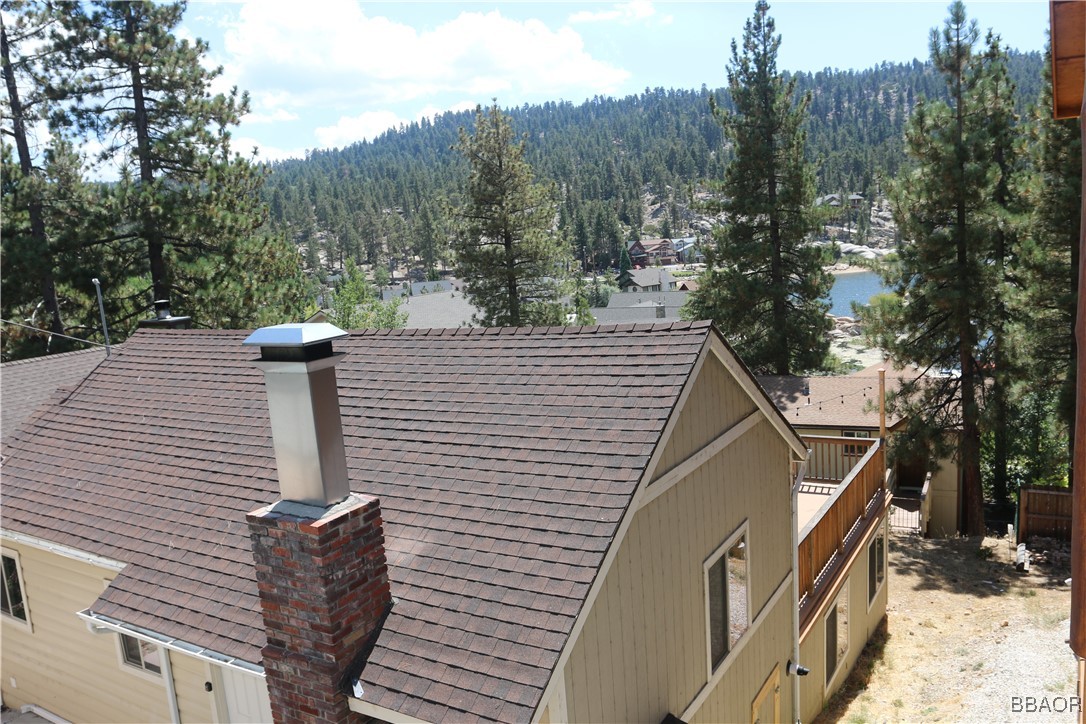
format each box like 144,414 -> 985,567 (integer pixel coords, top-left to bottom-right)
1,16 -> 65,345
125,5 -> 169,305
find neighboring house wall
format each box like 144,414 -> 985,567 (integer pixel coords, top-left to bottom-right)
928,457 -> 961,537
554,353 -> 797,722
798,516 -> 889,723
0,540 -> 216,723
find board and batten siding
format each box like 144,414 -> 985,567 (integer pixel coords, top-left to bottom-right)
559,352 -> 796,724
798,515 -> 889,723
0,540 -> 213,723
654,354 -> 755,476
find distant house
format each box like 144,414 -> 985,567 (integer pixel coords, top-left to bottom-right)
620,267 -> 676,293
3,321 -> 830,723
626,239 -> 648,266
639,237 -> 678,265
591,290 -> 689,324
672,236 -> 704,263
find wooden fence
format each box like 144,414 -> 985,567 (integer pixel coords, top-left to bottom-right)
797,438 -> 886,628
1017,485 -> 1072,543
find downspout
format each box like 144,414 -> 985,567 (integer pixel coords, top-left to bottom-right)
161,648 -> 182,724
791,451 -> 809,724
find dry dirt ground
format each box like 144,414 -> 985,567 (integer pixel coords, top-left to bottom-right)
818,531 -> 1077,723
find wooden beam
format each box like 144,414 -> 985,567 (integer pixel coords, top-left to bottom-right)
1051,0 -> 1086,119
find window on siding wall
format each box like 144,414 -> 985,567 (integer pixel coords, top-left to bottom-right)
1,551 -> 29,624
825,585 -> 849,685
842,430 -> 871,456
868,527 -> 886,605
706,524 -> 750,672
120,634 -> 162,676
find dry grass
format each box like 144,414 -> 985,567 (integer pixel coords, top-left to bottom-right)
815,531 -> 1075,723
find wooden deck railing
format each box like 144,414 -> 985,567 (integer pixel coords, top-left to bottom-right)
797,437 -> 887,628
804,435 -> 877,483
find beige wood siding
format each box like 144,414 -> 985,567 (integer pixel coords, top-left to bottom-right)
171,650 -> 215,723
0,541 -> 214,723
563,406 -> 795,724
691,590 -> 794,724
798,515 -> 889,723
654,355 -> 757,479
929,458 -> 960,536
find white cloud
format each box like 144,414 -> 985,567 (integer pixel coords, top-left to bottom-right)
315,102 -> 481,148
216,1 -> 629,113
569,1 -> 659,25
315,111 -> 406,147
232,136 -> 308,163
242,108 -> 299,125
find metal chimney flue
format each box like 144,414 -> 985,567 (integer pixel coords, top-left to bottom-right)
137,299 -> 192,329
243,323 -> 351,507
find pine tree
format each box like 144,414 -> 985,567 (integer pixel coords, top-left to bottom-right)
681,0 -> 831,374
48,0 -> 258,313
865,2 -> 1007,534
452,103 -> 569,327
0,2 -> 69,351
975,33 -> 1023,506
1019,41 -> 1081,482
616,245 -> 634,289
329,259 -> 407,330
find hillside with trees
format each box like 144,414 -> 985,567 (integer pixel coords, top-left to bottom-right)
260,50 -> 1043,279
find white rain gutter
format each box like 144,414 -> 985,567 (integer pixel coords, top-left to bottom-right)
1,530 -> 125,572
77,609 -> 264,677
160,648 -> 181,724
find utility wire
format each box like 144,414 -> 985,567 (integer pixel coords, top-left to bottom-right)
0,318 -> 109,349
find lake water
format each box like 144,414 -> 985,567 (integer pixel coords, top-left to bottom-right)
828,270 -> 888,317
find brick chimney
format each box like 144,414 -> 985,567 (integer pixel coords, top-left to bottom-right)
243,323 -> 392,724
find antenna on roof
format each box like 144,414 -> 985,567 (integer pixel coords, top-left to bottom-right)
90,278 -> 111,358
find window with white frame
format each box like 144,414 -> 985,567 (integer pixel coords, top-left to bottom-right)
1,550 -> 30,626
842,430 -> 871,456
868,526 -> 886,605
705,523 -> 750,673
120,633 -> 162,676
825,584 -> 849,685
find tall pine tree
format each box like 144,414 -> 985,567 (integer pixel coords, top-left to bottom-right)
866,2 -> 1014,534
452,103 -> 569,327
48,1 -> 266,316
681,0 -> 831,374
1,2 -> 69,352
1019,41 -> 1081,483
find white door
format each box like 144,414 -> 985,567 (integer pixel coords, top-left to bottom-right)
219,666 -> 274,724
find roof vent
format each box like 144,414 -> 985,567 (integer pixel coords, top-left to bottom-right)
137,299 -> 192,329
243,323 -> 351,507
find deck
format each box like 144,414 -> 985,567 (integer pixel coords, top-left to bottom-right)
796,435 -> 890,631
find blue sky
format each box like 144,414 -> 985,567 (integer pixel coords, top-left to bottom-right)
179,1 -> 1050,162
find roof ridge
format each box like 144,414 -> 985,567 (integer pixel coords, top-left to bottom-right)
347,321 -> 712,338
1,345 -> 111,367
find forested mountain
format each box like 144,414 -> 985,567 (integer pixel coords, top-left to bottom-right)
263,51 -> 1043,276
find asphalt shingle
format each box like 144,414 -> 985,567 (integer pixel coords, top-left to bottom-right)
1,322 -> 712,722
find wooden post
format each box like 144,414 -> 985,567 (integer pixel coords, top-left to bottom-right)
878,368 -> 887,439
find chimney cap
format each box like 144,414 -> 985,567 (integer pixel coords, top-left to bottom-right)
243,323 -> 348,349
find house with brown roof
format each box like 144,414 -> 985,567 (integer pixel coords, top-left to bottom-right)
757,367 -> 961,539
2,321 -> 825,723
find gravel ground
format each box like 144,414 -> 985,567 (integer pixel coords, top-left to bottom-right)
821,531 -> 1076,723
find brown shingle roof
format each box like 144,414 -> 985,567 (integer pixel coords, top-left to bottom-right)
757,374 -> 905,430
1,346 -> 111,446
1,322 -> 713,722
